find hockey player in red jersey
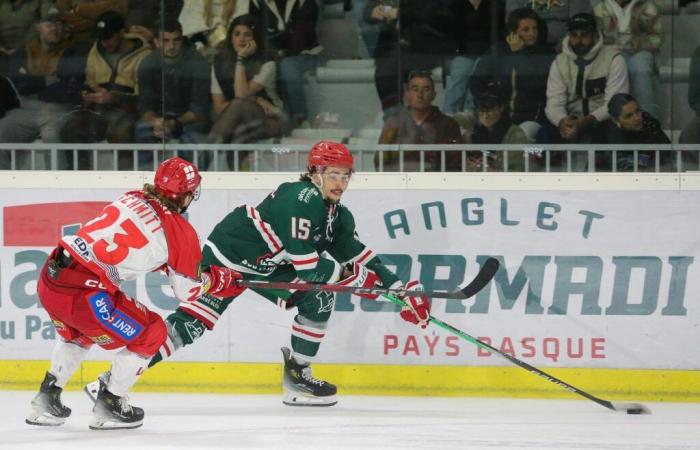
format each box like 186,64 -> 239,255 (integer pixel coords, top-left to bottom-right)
25,157 -> 244,430
136,142 -> 431,407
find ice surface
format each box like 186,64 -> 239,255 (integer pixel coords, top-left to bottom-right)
3,391 -> 699,450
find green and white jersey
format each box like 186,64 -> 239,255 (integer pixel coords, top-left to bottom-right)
202,180 -> 400,286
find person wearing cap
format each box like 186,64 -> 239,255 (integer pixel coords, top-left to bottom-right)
0,7 -> 86,168
25,157 -> 244,429
66,10 -> 150,144
592,0 -> 663,119
466,81 -> 529,171
544,12 -> 629,150
137,141 -> 431,408
54,0 -> 128,44
377,71 -> 464,171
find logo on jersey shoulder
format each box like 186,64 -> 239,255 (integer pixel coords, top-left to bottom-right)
87,292 -> 143,341
51,320 -> 66,331
184,321 -> 205,341
297,187 -> 318,204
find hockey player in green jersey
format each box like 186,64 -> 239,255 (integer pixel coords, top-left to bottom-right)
85,141 -> 431,407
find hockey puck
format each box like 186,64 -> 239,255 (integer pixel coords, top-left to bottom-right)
627,408 -> 644,415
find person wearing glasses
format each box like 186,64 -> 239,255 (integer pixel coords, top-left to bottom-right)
138,141 -> 431,408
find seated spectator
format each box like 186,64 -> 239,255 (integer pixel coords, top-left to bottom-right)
55,0 -> 129,44
543,13 -> 629,146
470,7 -> 555,142
680,45 -> 700,144
207,14 -> 285,169
248,0 -> 322,128
595,92 -> 669,171
0,8 -> 86,169
0,0 -> 53,75
593,0 -> 663,119
443,0 -> 505,115
376,71 -> 464,171
60,10 -> 150,144
465,82 -> 528,171
178,0 -> 245,55
135,18 -> 210,166
506,0 -> 591,48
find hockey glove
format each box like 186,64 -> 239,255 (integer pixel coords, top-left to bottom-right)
203,265 -> 246,298
337,262 -> 381,299
399,280 -> 431,328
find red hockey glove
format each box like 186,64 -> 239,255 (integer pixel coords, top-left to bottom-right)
337,262 -> 381,299
399,280 -> 431,328
204,265 -> 246,298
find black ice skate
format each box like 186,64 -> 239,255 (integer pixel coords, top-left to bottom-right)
26,372 -> 72,426
84,371 -> 110,402
89,388 -> 144,430
281,347 -> 337,407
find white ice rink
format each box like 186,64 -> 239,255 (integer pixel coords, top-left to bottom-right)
2,391 -> 699,450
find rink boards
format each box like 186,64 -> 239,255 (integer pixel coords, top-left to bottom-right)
0,172 -> 699,401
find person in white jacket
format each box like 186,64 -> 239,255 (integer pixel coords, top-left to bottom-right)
544,13 -> 629,146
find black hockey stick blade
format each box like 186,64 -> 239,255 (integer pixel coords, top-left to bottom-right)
445,257 -> 500,299
609,402 -> 652,415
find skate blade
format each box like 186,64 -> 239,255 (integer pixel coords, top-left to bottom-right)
26,411 -> 67,426
89,416 -> 143,430
283,392 -> 337,407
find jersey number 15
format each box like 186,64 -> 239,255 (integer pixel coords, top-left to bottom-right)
290,217 -> 311,240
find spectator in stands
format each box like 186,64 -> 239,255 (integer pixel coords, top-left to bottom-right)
248,0 -> 321,128
135,18 -> 210,164
60,10 -> 150,144
679,45 -> 700,144
465,81 -> 528,171
0,8 -> 86,169
370,0 -> 463,117
505,0 -> 591,48
178,0 -> 245,55
470,7 -> 555,142
544,13 -> 629,145
55,0 -> 129,44
592,0 -> 663,119
443,0 -> 505,115
207,14 -> 285,169
595,92 -> 669,170
0,0 -> 53,75
376,71 -> 464,171
361,0 -> 398,59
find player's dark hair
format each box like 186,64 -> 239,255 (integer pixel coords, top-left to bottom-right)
607,93 -> 637,119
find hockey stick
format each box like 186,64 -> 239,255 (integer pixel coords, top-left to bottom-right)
382,293 -> 651,415
238,257 -> 500,300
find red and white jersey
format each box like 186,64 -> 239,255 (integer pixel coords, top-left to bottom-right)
61,191 -> 205,303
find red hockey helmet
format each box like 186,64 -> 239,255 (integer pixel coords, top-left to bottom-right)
154,157 -> 202,200
307,141 -> 354,172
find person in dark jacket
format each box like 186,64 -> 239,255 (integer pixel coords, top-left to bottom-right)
369,0 -> 464,116
596,93 -> 670,171
470,7 -> 555,141
443,0 -> 505,114
0,8 -> 86,169
135,18 -> 210,166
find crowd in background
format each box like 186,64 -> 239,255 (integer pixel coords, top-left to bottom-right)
0,0 -> 698,172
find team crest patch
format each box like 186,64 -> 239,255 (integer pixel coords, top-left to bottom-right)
315,291 -> 335,313
88,292 -> 143,341
51,320 -> 66,331
185,321 -> 205,341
